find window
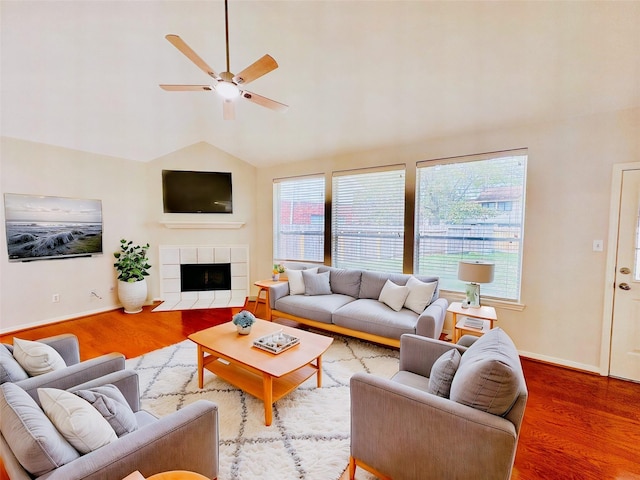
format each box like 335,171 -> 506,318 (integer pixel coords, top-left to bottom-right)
332,166 -> 406,272
273,175 -> 325,262
414,151 -> 527,301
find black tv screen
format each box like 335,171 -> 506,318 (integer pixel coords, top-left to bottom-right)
4,193 -> 103,262
162,170 -> 233,214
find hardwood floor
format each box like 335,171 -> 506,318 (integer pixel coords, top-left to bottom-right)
2,303 -> 640,479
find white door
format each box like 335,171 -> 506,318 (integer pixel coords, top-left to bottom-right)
610,168 -> 640,381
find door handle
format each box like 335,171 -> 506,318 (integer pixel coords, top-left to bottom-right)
619,283 -> 631,290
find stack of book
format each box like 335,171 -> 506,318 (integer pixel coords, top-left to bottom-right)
463,317 -> 485,330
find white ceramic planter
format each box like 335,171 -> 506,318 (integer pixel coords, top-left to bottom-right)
117,279 -> 147,314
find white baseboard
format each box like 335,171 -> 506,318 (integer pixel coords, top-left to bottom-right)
0,305 -> 120,335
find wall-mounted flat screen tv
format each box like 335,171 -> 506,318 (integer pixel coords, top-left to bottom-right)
4,193 -> 103,262
162,170 -> 233,214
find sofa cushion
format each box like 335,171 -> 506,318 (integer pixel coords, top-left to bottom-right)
12,338 -> 67,377
38,387 -> 118,454
0,344 -> 29,384
73,384 -> 138,437
378,279 -> 410,312
0,383 -> 80,476
287,267 -> 317,295
449,327 -> 521,416
404,276 -> 438,314
333,298 -> 419,339
327,267 -> 362,298
303,270 -> 332,295
427,348 -> 461,398
275,294 -> 355,324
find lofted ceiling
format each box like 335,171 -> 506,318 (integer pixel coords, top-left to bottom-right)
2,0 -> 640,168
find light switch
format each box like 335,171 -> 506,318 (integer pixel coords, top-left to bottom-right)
593,240 -> 604,252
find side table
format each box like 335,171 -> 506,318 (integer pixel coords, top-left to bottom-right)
253,279 -> 286,319
447,301 -> 497,343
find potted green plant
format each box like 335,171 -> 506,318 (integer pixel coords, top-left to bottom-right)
113,239 -> 151,314
232,310 -> 256,334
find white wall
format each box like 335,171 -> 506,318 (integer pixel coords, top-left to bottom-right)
0,138 -> 256,332
254,107 -> 640,372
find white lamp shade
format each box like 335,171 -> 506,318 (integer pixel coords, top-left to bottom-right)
458,261 -> 495,284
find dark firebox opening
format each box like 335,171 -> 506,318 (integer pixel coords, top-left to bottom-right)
180,263 -> 231,292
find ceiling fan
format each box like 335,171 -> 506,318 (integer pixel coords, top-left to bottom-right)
159,0 -> 288,120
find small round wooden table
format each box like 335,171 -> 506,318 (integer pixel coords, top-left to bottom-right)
147,471 -> 209,480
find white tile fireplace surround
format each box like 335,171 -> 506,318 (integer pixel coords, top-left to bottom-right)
153,245 -> 249,311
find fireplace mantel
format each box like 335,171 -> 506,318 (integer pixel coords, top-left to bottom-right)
159,221 -> 245,229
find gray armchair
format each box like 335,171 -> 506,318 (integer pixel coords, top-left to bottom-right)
1,334 -> 125,401
349,328 -> 527,480
0,369 -> 219,480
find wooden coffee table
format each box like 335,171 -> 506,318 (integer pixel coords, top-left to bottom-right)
188,319 -> 333,426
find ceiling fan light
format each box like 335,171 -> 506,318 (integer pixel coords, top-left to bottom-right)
216,81 -> 240,99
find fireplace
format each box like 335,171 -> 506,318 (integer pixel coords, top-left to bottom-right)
154,245 -> 249,311
181,263 -> 231,292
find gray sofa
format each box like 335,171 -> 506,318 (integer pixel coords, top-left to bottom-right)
269,264 -> 448,347
0,369 -> 219,480
349,327 -> 528,480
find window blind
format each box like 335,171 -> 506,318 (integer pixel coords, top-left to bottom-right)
415,151 -> 527,301
273,175 -> 325,262
332,166 -> 406,272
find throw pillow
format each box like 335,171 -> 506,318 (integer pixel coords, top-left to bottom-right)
427,348 -> 461,398
403,276 -> 438,314
38,387 -> 118,454
1,343 -> 29,383
12,338 -> 67,377
73,384 -> 137,437
303,269 -> 332,295
378,279 -> 410,312
287,268 -> 317,295
449,327 -> 522,416
0,383 -> 79,477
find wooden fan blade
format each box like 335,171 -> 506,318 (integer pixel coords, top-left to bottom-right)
241,90 -> 288,112
223,100 -> 235,120
233,54 -> 278,85
165,34 -> 219,79
160,84 -> 213,91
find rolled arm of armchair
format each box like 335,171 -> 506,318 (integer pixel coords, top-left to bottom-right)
350,372 -> 517,480
269,281 -> 290,308
415,297 -> 448,339
17,352 -> 126,403
42,400 -> 219,480
398,334 -> 468,378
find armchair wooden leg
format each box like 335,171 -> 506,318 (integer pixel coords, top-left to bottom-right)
350,457 -> 393,480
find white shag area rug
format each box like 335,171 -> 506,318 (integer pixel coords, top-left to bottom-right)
125,331 -> 398,480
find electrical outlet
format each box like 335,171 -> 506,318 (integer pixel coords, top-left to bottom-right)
52,293 -> 60,303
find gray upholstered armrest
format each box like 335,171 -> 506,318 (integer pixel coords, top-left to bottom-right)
38,334 -> 81,365
17,352 -> 126,403
415,297 -> 448,339
350,372 -> 517,480
69,369 -> 141,412
41,400 -> 219,480
269,281 -> 290,308
399,334 -> 467,378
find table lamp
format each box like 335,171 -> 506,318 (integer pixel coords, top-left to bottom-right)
458,260 -> 495,308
